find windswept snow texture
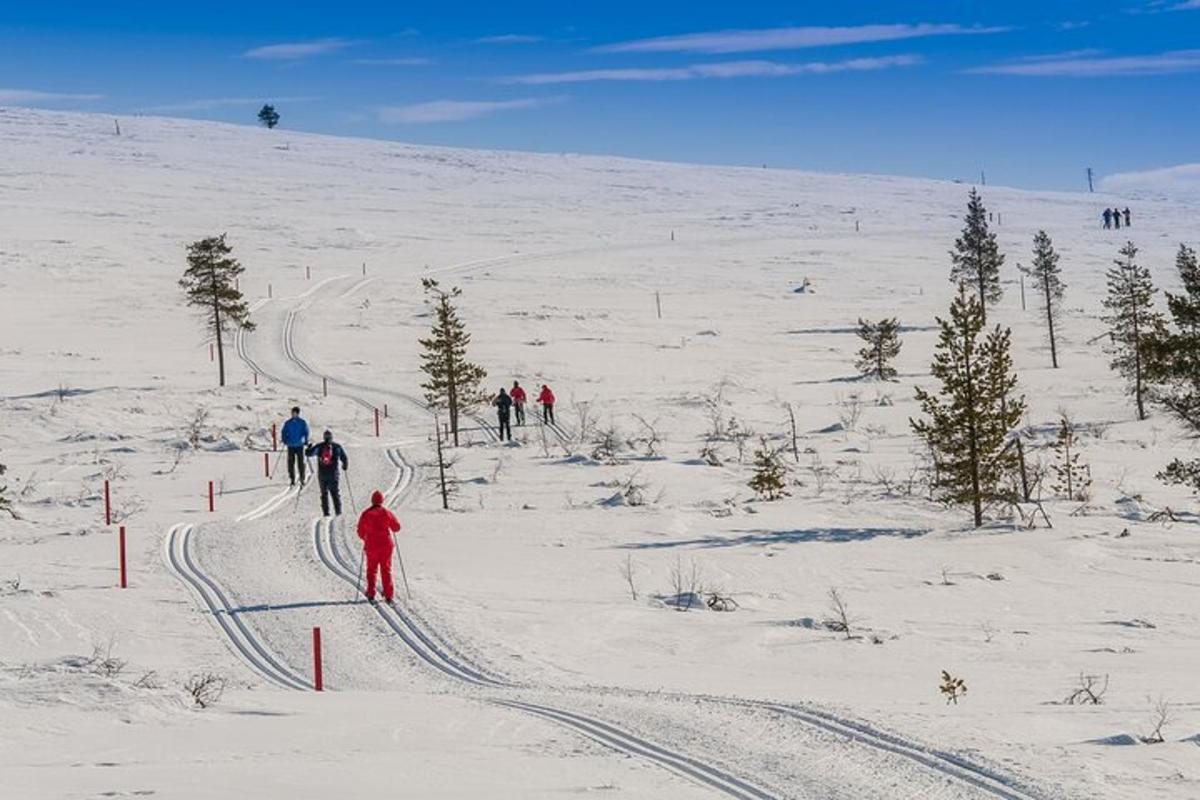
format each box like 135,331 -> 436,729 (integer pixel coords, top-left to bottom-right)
2,107 -> 1199,799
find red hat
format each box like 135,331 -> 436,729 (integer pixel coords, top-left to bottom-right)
371,490 -> 384,506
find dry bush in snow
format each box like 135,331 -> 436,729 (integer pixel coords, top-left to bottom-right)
591,424 -> 625,464
184,672 -> 227,708
668,556 -> 703,611
630,414 -> 664,457
836,392 -> 864,432
1063,672 -> 1108,705
823,587 -> 855,639
1140,696 -> 1171,744
619,554 -> 638,600
86,639 -> 126,678
940,670 -> 968,704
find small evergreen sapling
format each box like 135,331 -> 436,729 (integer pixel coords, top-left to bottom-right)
940,670 -> 967,705
0,461 -> 12,519
911,293 -> 1025,527
179,234 -> 253,387
748,438 -> 789,500
1019,230 -> 1066,368
855,317 -> 902,380
949,189 -> 1004,324
1050,413 -> 1091,501
257,104 -> 280,129
418,279 -> 487,446
1101,241 -> 1166,421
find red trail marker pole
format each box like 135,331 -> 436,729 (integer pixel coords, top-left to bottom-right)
264,452 -> 271,478
272,423 -> 278,451
208,481 -> 215,513
118,526 -> 127,589
312,627 -> 323,691
253,372 -> 258,386
104,480 -> 111,526
209,343 -> 214,362
306,265 -> 311,280
383,403 -> 388,419
268,283 -> 273,299
374,407 -> 380,437
322,377 -> 328,397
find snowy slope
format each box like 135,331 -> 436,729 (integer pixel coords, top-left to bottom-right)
2,107 -> 1199,799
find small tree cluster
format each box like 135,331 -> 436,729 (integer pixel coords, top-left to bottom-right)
855,317 -> 902,380
257,104 -> 280,129
1050,413 -> 1091,501
748,438 -> 789,500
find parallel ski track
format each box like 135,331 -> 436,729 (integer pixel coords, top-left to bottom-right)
224,266 -> 1051,800
163,523 -> 311,691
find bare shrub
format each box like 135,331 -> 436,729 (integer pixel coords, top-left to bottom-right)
668,556 -> 703,611
619,554 -> 638,600
699,436 -> 723,467
86,639 -> 126,678
184,672 -> 227,708
630,414 -> 664,457
185,406 -> 211,449
706,590 -> 739,612
940,670 -> 968,704
132,670 -> 161,690
591,424 -> 625,465
727,417 -> 754,463
572,399 -> 597,447
111,494 -> 148,524
808,452 -> 835,497
836,392 -> 864,432
619,471 -> 659,507
823,587 -> 854,639
1063,672 -> 1108,705
1140,696 -> 1171,744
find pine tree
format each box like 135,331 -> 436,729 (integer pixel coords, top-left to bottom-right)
1019,230 -> 1066,368
949,189 -> 1005,324
855,317 -> 902,380
258,104 -> 280,129
1050,414 -> 1091,501
748,438 -> 789,500
1101,241 -> 1166,421
180,234 -> 253,387
1150,245 -> 1200,495
418,279 -> 487,447
910,292 -> 1025,527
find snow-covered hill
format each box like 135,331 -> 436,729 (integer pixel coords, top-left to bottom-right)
2,107 -> 1198,799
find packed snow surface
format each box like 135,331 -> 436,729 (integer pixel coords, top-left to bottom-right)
2,107 -> 1199,798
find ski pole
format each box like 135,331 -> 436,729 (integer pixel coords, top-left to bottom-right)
353,544 -> 365,603
271,448 -> 284,481
392,532 -> 412,600
344,470 -> 359,515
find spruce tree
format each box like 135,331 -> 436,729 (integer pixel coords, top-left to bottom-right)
418,279 -> 487,446
1151,245 -> 1200,495
949,189 -> 1004,324
1101,241 -> 1165,421
258,104 -> 280,129
1019,230 -> 1066,368
748,438 -> 789,500
855,317 -> 902,380
910,292 -> 1025,527
180,234 -> 253,387
1050,414 -> 1091,501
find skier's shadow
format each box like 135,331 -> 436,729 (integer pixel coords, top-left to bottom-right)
230,599 -> 363,613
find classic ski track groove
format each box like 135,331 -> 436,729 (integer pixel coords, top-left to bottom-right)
215,263 -> 1052,800
163,523 -> 311,691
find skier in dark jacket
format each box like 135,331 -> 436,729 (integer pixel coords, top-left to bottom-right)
1123,207 -> 1132,227
306,430 -> 348,516
1102,208 -> 1112,229
1113,208 -> 1122,229
493,388 -> 513,441
281,406 -> 310,486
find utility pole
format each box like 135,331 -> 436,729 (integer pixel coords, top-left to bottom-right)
980,170 -> 986,186
1086,167 -> 1095,193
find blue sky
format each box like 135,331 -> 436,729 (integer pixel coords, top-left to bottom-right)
2,1 -> 1198,190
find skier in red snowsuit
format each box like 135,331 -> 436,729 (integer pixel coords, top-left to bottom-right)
537,384 -> 556,424
356,490 -> 401,604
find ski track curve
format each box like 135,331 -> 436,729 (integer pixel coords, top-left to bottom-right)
205,257 -> 1056,800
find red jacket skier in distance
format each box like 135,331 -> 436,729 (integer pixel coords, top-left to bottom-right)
537,385 -> 555,405
357,490 -> 400,556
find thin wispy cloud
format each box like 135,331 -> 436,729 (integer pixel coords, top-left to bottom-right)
593,23 -> 1008,54
377,96 -> 566,124
143,96 -> 317,113
501,56 -> 921,85
1101,163 -> 1200,193
351,57 -> 432,66
475,34 -> 544,44
0,88 -> 104,104
969,49 -> 1200,76
1012,48 -> 1106,62
243,37 -> 356,60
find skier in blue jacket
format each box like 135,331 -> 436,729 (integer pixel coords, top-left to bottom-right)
281,406 -> 310,486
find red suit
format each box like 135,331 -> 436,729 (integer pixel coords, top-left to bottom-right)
356,491 -> 401,602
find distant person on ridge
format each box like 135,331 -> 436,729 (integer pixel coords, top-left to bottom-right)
1102,208 -> 1112,229
1113,208 -> 1121,230
510,381 -> 527,426
306,430 -> 348,517
1123,207 -> 1132,227
537,383 -> 556,425
493,387 -> 513,441
281,406 -> 310,486
356,490 -> 400,605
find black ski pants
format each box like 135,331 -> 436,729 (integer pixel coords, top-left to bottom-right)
318,471 -> 342,516
287,446 -> 306,485
498,412 -> 512,441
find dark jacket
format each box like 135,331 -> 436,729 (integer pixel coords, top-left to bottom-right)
306,441 -> 348,475
494,391 -> 513,416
